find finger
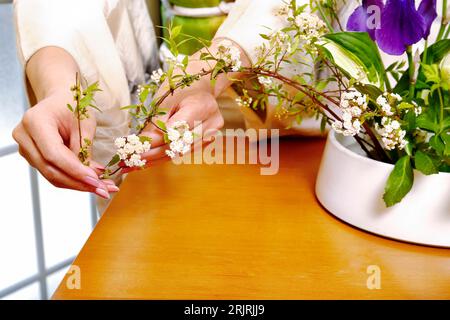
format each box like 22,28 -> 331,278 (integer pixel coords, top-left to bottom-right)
102,179 -> 120,192
89,159 -> 106,175
141,93 -> 217,147
15,124 -> 110,198
23,116 -> 101,184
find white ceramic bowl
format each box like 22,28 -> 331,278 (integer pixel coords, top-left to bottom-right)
315,131 -> 450,247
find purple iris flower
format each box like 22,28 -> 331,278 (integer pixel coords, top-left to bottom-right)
346,0 -> 384,40
347,0 -> 437,55
417,0 -> 438,38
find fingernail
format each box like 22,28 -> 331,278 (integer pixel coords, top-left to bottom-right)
94,164 -> 106,171
102,180 -> 116,186
107,185 -> 120,192
95,188 -> 110,199
83,176 -> 102,188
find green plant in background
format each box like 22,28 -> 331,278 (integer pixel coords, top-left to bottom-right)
168,0 -> 222,8
160,4 -> 226,55
161,0 -> 226,55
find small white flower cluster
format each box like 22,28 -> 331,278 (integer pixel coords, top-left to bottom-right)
271,30 -> 292,53
376,92 -> 422,117
376,92 -> 402,116
411,101 -> 422,116
165,56 -> 184,69
254,30 -> 292,62
375,117 -> 408,150
258,76 -> 273,88
136,84 -> 144,96
165,121 -> 194,158
275,3 -> 293,18
150,68 -> 164,84
332,89 -> 368,136
114,134 -> 151,167
216,40 -> 242,71
294,13 -> 327,43
235,96 -> 253,108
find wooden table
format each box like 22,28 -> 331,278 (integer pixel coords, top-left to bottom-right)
53,138 -> 450,299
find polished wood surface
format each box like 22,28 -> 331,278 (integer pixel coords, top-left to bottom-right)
53,138 -> 450,299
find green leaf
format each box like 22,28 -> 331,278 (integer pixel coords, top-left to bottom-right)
156,120 -> 167,131
163,133 -> 170,144
354,83 -> 383,100
429,134 -> 445,154
67,104 -> 73,112
421,64 -> 441,84
423,39 -> 450,65
120,104 -> 138,110
170,25 -> 182,39
182,55 -> 189,67
139,88 -> 150,103
441,133 -> 450,156
403,109 -> 417,131
320,115 -> 327,133
322,32 -> 386,88
106,154 -> 120,167
417,113 -> 439,133
383,155 -> 414,207
414,151 -> 438,175
139,135 -> 152,143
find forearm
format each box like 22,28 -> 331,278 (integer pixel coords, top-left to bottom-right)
26,46 -> 79,101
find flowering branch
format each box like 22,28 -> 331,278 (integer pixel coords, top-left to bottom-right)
67,0 -> 448,207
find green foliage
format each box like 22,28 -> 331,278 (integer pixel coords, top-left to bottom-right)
383,156 -> 414,207
106,154 -> 120,167
414,150 -> 439,175
78,138 -> 92,166
69,73 -> 101,166
394,39 -> 450,94
323,32 -> 386,89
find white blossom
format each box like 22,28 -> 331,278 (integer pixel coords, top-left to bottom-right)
375,117 -> 408,150
150,68 -> 164,84
114,137 -> 126,148
114,134 -> 151,168
167,127 -> 181,142
294,13 -> 327,43
412,101 -> 422,116
235,96 -> 253,108
165,120 -> 194,158
165,56 -> 184,68
258,76 -> 273,88
216,40 -> 242,71
275,3 -> 293,18
332,88 -> 368,136
182,130 -> 194,144
376,92 -> 402,116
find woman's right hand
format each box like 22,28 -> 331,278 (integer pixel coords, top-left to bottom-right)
12,91 -> 118,199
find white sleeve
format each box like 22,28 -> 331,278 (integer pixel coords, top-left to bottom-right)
215,0 -> 287,63
13,0 -> 130,105
14,0 -> 103,71
14,0 -> 132,167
